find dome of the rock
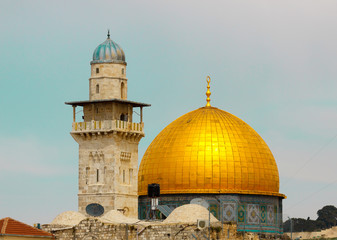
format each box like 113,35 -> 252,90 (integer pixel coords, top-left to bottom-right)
138,78 -> 285,234
138,106 -> 284,198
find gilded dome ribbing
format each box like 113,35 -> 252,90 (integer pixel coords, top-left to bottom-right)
138,107 -> 285,198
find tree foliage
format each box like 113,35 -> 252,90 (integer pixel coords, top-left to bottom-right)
283,218 -> 319,232
316,205 -> 337,229
284,205 -> 337,232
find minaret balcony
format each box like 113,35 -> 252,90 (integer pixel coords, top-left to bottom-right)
71,120 -> 144,134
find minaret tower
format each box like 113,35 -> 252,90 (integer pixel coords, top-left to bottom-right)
66,32 -> 150,218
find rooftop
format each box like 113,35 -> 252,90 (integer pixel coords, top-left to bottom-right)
0,217 -> 54,238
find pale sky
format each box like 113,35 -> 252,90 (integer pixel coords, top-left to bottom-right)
1,0 -> 337,225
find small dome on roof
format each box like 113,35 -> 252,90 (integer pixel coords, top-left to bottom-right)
91,31 -> 126,64
51,211 -> 86,226
99,210 -> 139,224
163,204 -> 219,224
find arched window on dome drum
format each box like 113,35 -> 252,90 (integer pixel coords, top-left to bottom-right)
96,68 -> 99,74
97,169 -> 99,183
121,82 -> 125,99
96,84 -> 99,94
122,68 -> 124,75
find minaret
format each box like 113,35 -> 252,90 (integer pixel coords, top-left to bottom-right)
66,32 -> 150,218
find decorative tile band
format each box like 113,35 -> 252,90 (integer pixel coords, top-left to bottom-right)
139,193 -> 283,233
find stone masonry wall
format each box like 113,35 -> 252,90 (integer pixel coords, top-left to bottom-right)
73,133 -> 140,218
89,63 -> 127,100
43,218 -> 284,240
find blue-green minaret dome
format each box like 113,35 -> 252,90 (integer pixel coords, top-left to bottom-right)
91,31 -> 126,64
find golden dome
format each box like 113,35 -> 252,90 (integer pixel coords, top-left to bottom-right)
138,106 -> 285,198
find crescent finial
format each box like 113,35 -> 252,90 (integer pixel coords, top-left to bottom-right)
206,76 -> 211,107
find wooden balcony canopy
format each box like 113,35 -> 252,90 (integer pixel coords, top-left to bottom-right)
65,99 -> 151,108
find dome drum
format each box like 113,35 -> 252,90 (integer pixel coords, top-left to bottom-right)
139,193 -> 284,234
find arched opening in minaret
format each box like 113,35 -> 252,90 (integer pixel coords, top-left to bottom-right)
104,167 -> 107,183
129,168 -> 133,184
121,82 -> 125,99
96,84 -> 99,94
96,169 -> 99,183
86,167 -> 90,185
120,113 -> 128,121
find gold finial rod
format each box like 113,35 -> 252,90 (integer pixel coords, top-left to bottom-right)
206,76 -> 211,107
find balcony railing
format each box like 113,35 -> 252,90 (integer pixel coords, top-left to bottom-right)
71,120 -> 143,133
